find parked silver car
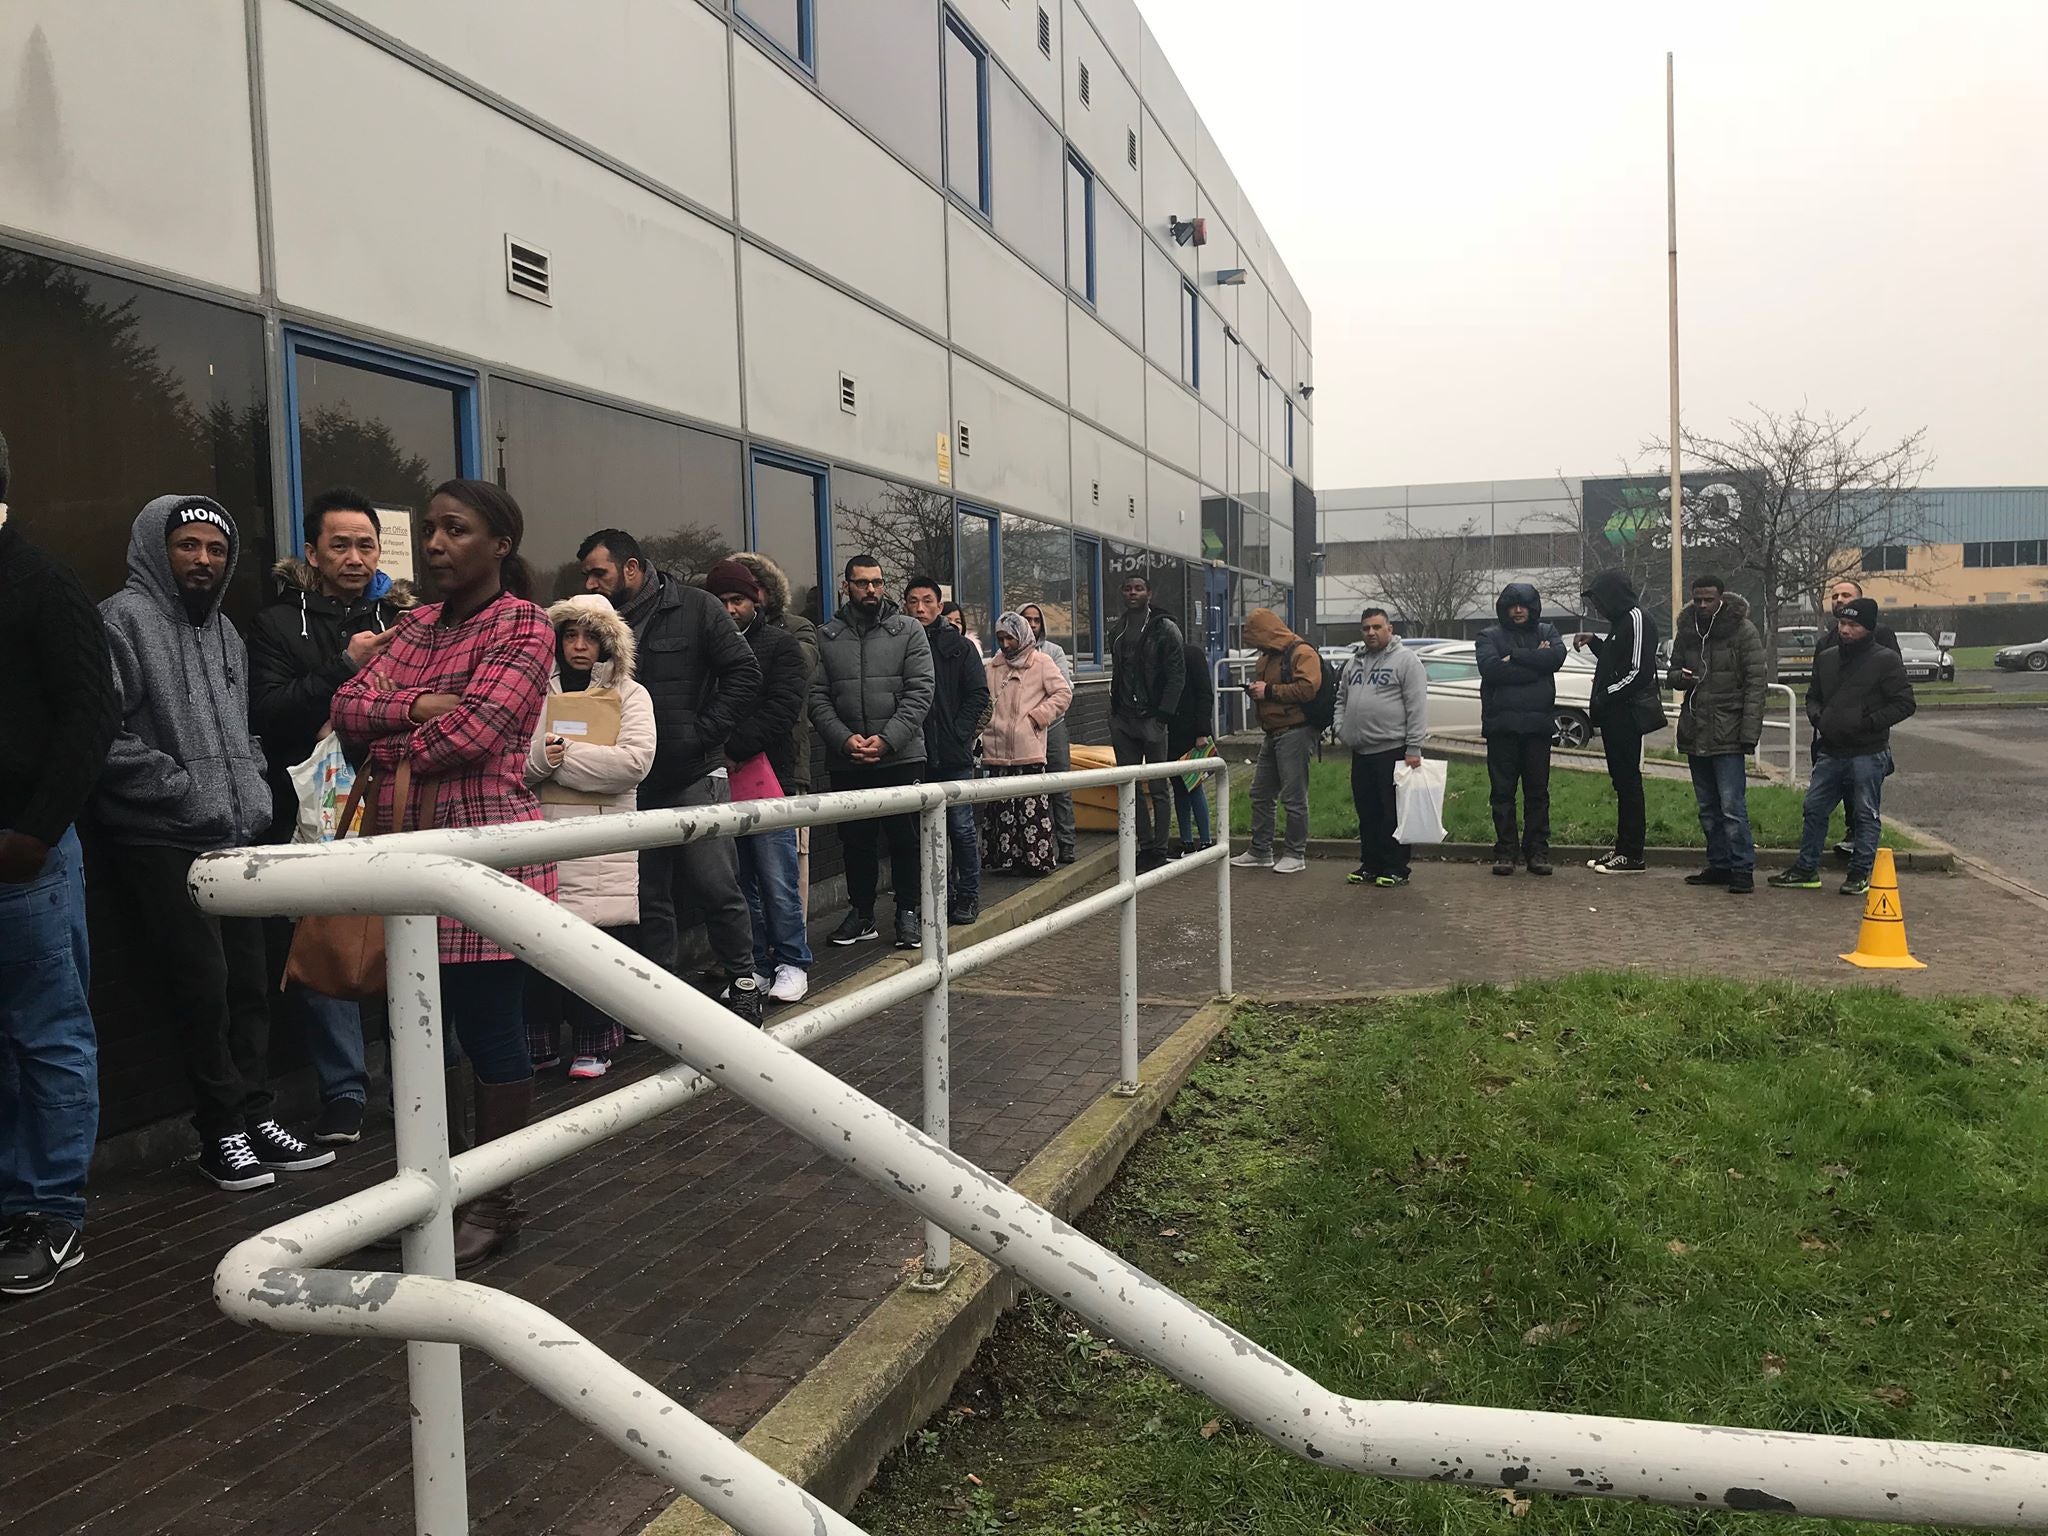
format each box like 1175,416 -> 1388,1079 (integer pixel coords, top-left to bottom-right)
1995,637 -> 2048,672
1894,632 -> 1953,682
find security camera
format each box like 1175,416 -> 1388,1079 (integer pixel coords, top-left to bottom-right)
1298,383 -> 1315,400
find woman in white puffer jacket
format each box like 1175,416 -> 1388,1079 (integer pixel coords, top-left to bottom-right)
524,594 -> 655,1078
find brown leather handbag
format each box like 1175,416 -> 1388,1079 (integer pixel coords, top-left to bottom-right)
282,758 -> 435,999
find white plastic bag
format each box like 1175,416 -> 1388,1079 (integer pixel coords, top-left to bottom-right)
1393,757 -> 1448,845
288,733 -> 358,844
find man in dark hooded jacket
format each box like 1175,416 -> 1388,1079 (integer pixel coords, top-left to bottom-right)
98,497 -> 333,1192
1475,582 -> 1564,876
1575,568 -> 1664,874
1667,575 -> 1766,893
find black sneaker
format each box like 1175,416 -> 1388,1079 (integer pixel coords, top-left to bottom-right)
1526,853 -> 1553,877
247,1119 -> 336,1172
726,974 -> 764,1027
948,903 -> 980,926
1727,869 -> 1755,894
1590,853 -> 1648,875
829,911 -> 879,946
198,1131 -> 276,1191
1840,875 -> 1871,897
1684,867 -> 1731,886
0,1215 -> 83,1298
1768,866 -> 1823,889
313,1098 -> 365,1145
1347,866 -> 1372,885
895,910 -> 922,950
1492,856 -> 1517,877
1136,850 -> 1170,874
1373,873 -> 1411,888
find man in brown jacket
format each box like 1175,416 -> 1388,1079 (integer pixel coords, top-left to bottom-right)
1230,608 -> 1322,874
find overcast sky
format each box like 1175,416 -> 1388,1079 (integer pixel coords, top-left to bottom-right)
1141,0 -> 2048,492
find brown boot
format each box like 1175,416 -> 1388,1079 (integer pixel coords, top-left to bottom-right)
451,1076 -> 533,1271
366,1065 -> 478,1257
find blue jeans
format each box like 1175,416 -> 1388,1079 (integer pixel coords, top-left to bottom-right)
738,828 -> 813,973
1688,753 -> 1755,872
0,828 -> 98,1228
295,985 -> 367,1106
1798,751 -> 1890,877
1172,779 -> 1211,847
932,767 -> 981,911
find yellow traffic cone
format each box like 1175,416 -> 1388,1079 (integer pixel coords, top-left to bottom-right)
1840,848 -> 1925,970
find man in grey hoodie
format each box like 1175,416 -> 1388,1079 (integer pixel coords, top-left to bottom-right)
97,496 -> 332,1193
1334,608 -> 1428,887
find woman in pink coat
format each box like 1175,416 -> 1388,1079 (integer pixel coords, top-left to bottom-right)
980,610 -> 1073,875
524,595 -> 655,1080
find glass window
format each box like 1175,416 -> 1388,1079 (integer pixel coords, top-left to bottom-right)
0,246 -> 273,614
752,456 -> 826,622
738,0 -> 813,69
1000,512 -> 1074,653
1423,658 -> 1480,683
1200,496 -> 1228,565
1859,544 -> 1908,574
815,0 -> 942,181
991,69 -> 1063,283
1180,282 -> 1200,389
494,380 -> 743,604
1240,507 -> 1270,576
1065,153 -> 1095,303
957,508 -> 997,648
942,16 -> 989,214
1092,193 -> 1143,346
830,469 -> 954,602
1074,535 -> 1102,664
1236,341 -> 1256,439
1284,397 -> 1295,467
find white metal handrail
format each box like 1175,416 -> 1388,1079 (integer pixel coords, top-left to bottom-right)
190,761 -> 2048,1534
1662,681 -> 1803,783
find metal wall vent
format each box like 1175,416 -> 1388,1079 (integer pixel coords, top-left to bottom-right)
1127,495 -> 1136,519
957,421 -> 972,456
1091,480 -> 1101,505
505,236 -> 552,306
1128,128 -> 1138,168
1079,62 -> 1091,107
839,373 -> 858,414
1037,6 -> 1051,56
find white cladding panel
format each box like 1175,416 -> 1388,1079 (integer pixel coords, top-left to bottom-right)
946,209 -> 1068,402
1197,199 -> 1238,332
1060,1 -> 1139,213
265,1 -> 739,424
1144,365 -> 1199,477
950,0 -> 1061,122
1237,266 -> 1270,368
742,246 -> 949,484
1141,240 -> 1182,376
1076,0 -> 1142,81
1146,456 -> 1200,558
0,0 -> 259,293
1200,404 -> 1228,492
733,44 -> 946,332
951,356 -> 1071,524
1137,23 -> 1197,167
1140,111 -> 1199,282
1066,304 -> 1146,446
326,0 -> 733,217
1070,419 -> 1146,539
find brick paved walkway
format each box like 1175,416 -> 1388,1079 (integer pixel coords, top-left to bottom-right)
5,852 -> 2042,1535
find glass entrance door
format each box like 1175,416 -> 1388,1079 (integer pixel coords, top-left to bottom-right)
750,451 -> 828,623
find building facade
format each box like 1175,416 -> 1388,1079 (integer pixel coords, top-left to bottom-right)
2,0 -> 1312,1136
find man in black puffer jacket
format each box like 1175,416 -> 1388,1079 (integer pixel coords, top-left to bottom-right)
579,528 -> 764,1020
1476,582 -> 1565,876
905,575 -> 990,926
1575,568 -> 1665,875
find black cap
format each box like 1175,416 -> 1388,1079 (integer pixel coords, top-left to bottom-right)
1840,597 -> 1879,630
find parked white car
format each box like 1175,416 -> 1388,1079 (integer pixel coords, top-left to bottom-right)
1417,641 -> 1599,747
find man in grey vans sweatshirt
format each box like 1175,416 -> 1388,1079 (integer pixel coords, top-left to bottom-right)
1333,607 -> 1428,887
97,496 -> 332,1192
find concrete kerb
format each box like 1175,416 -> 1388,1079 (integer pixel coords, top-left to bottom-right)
1296,839 -> 1957,874
639,995 -> 1238,1536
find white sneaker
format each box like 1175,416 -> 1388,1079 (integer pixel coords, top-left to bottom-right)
568,1056 -> 610,1080
753,972 -> 774,992
1230,851 -> 1276,869
1273,854 -> 1308,875
770,965 -> 809,1003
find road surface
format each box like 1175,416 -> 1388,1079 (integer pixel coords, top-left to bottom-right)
1885,705 -> 2048,894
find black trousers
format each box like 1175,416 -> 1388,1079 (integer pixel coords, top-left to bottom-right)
833,762 -> 924,916
114,842 -> 274,1137
1600,716 -> 1650,859
1485,732 -> 1552,859
1350,748 -> 1407,878
635,773 -> 757,981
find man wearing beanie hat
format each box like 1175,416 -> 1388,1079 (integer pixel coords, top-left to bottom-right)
96,495 -> 334,1191
705,559 -> 814,1005
1770,595 -> 1916,896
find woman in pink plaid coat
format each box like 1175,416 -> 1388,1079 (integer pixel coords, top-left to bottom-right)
332,479 -> 555,1268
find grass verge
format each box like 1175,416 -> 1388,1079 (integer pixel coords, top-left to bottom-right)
854,979 -> 2048,1536
1227,755 -> 1906,849
1948,645 -> 2006,673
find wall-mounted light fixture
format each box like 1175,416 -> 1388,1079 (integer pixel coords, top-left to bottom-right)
1167,214 -> 1208,247
1298,383 -> 1315,399
1215,268 -> 1246,286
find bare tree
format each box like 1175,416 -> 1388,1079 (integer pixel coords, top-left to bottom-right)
1541,465 -> 1670,621
1336,518 -> 1493,635
1649,406 -> 1934,666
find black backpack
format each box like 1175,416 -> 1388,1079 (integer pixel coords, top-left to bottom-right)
1283,644 -> 1341,734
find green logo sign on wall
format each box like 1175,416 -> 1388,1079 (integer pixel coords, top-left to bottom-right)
1201,528 -> 1226,559
1603,488 -> 1666,548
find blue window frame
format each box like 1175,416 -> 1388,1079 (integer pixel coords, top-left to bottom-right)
942,13 -> 992,217
1074,534 -> 1103,665
1065,152 -> 1095,303
1180,281 -> 1200,390
1284,397 -> 1296,469
737,0 -> 814,73
281,328 -> 479,551
956,504 -> 1001,650
748,449 -> 830,619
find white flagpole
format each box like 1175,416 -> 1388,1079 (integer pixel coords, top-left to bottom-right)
1666,52 -> 1684,613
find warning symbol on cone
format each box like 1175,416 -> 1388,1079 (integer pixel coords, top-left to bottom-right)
1840,848 -> 1925,970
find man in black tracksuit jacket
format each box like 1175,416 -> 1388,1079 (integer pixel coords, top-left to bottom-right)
1576,568 -> 1665,873
1476,582 -> 1565,875
905,576 -> 991,925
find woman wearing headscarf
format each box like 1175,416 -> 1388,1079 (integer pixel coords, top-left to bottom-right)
524,594 -> 655,1079
979,611 -> 1072,875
